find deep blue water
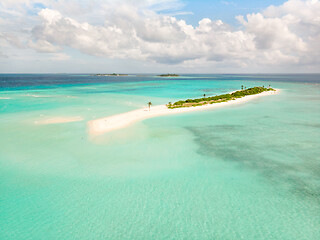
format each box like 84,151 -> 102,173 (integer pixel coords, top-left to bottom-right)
1,74 -> 320,90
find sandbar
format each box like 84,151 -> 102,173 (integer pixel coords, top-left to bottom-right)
35,116 -> 83,125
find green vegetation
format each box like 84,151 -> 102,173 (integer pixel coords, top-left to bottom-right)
158,74 -> 179,77
167,86 -> 275,109
93,73 -> 128,76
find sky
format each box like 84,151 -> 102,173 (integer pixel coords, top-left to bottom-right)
0,0 -> 319,73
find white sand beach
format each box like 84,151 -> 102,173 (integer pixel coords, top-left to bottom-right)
35,116 -> 83,125
88,89 -> 280,135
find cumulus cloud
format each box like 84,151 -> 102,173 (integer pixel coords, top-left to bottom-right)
1,0 -> 320,70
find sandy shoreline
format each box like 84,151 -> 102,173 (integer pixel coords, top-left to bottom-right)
88,89 -> 280,135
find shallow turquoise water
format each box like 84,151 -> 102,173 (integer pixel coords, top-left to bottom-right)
0,75 -> 320,239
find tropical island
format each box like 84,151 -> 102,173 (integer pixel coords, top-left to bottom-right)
168,86 -> 275,108
88,86 -> 278,135
93,73 -> 129,76
158,74 -> 180,77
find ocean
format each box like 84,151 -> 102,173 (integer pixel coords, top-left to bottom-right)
1,74 -> 319,239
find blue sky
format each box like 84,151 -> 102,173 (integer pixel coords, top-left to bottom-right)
180,0 -> 287,25
0,0 -> 319,73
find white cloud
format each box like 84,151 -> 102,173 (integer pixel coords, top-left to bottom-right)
0,0 -> 320,71
28,39 -> 61,52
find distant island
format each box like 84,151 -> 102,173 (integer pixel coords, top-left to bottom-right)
158,74 -> 180,77
167,86 -> 275,108
93,73 -> 129,76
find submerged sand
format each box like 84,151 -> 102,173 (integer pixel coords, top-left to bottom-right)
35,116 -> 83,125
88,89 -> 280,135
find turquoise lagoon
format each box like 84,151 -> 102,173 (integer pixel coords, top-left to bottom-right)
0,74 -> 319,239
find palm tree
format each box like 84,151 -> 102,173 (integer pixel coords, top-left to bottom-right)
203,94 -> 206,98
148,101 -> 152,111
241,85 -> 243,90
